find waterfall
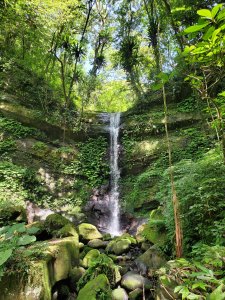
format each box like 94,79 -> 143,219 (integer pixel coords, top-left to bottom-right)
108,112 -> 121,236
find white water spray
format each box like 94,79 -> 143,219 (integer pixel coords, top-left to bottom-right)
108,112 -> 121,236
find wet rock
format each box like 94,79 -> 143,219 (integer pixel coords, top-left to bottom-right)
87,239 -> 106,249
112,287 -> 128,300
106,234 -> 136,255
135,247 -> 166,274
82,249 -> 100,268
106,238 -> 131,255
129,288 -> 142,299
121,271 -> 152,291
76,274 -> 111,300
78,223 -> 102,241
103,233 -> 112,241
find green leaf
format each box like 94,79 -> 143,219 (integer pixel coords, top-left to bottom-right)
207,284 -> 225,300
184,23 -> 209,33
192,281 -> 208,290
203,26 -> 215,40
197,9 -> 212,19
217,9 -> 225,21
26,226 -> 40,235
17,235 -> 36,246
174,286 -> 183,293
212,4 -> 223,18
219,91 -> 225,97
0,249 -> 13,266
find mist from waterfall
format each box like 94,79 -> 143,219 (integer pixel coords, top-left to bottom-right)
108,112 -> 121,236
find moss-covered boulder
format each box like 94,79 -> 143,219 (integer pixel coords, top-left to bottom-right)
142,209 -> 167,246
78,223 -> 102,241
121,271 -> 152,291
135,247 -> 166,273
106,234 -> 136,255
112,287 -> 128,300
76,274 -> 112,300
0,236 -> 79,300
58,223 -> 78,238
0,205 -> 27,225
87,238 -> 106,249
44,213 -> 71,236
82,249 -> 100,268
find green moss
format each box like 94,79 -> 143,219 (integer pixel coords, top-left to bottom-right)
44,213 -> 71,236
83,249 -> 100,268
77,274 -> 112,300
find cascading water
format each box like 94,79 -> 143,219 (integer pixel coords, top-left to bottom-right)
108,112 -> 121,236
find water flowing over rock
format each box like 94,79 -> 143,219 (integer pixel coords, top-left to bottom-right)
107,112 -> 121,235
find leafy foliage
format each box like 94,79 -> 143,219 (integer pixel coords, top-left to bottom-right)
0,222 -> 41,279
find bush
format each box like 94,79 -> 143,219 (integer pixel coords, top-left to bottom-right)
157,148 -> 225,253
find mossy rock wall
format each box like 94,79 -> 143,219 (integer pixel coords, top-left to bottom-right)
120,101 -> 212,216
0,237 -> 79,300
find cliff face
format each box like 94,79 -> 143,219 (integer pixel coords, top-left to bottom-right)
0,100 -> 109,222
0,96 -> 214,226
119,99 -> 213,216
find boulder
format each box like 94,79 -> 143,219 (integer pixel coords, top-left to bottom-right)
129,288 -> 142,299
135,247 -> 166,274
0,205 -> 27,225
0,236 -> 79,300
76,274 -> 111,300
87,239 -> 106,249
112,287 -> 128,300
106,235 -> 136,255
78,223 -> 102,241
82,249 -> 100,268
121,271 -> 152,291
44,213 -> 71,236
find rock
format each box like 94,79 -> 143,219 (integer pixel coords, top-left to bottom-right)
69,267 -> 86,291
76,274 -> 111,300
135,247 -> 166,274
106,239 -> 131,255
0,206 -> 27,225
141,242 -> 152,251
143,209 -> 167,246
135,224 -> 146,243
106,234 -> 136,255
83,249 -> 100,268
112,287 -> 128,300
0,236 -> 79,300
129,288 -> 142,299
103,233 -> 112,241
79,242 -> 84,249
121,271 -> 152,291
57,223 -> 79,242
44,213 -> 71,236
87,239 -> 106,248
78,223 -> 102,241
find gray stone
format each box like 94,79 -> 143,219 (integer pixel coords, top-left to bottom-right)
121,271 -> 152,291
87,239 -> 106,248
78,223 -> 102,240
112,287 -> 128,300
